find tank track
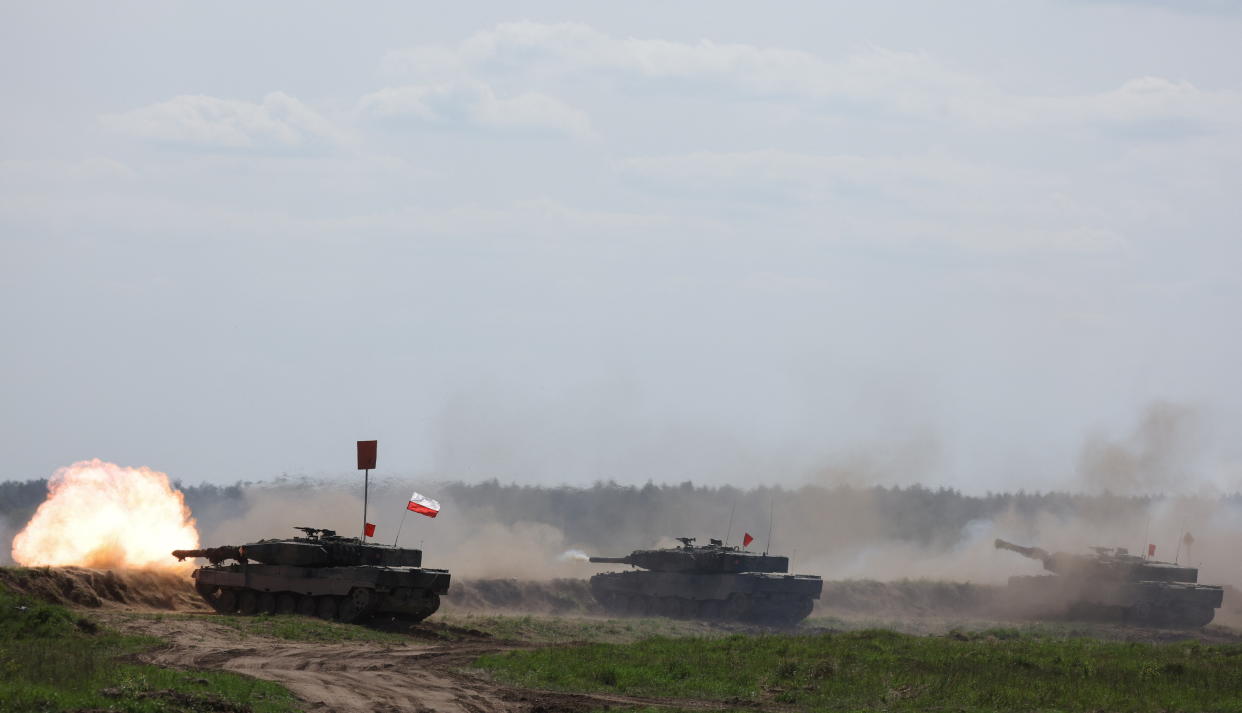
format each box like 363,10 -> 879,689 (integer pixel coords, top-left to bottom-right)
593,590 -> 815,626
193,579 -> 441,623
1007,574 -> 1219,628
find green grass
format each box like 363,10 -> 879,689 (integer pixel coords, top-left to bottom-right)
135,610 -> 411,644
0,585 -> 299,713
439,613 -> 733,644
476,628 -> 1242,712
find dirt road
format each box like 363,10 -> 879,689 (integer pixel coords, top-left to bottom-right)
98,612 -> 726,713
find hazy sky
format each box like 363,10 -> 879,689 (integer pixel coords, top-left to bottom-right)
2,1 -> 1240,492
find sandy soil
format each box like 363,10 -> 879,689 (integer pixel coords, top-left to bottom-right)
97,612 -> 734,713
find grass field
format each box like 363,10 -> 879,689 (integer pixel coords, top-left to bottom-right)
131,609 -> 413,644
438,612 -> 736,643
0,584 -> 299,713
476,628 -> 1242,712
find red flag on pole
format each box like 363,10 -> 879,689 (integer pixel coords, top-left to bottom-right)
742,533 -> 754,548
1148,544 -> 1157,558
364,523 -> 376,537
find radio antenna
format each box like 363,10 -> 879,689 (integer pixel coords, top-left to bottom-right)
1143,510 -> 1152,559
1174,518 -> 1188,564
724,502 -> 736,546
764,496 -> 775,556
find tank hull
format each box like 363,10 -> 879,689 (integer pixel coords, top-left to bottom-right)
191,563 -> 450,623
590,570 -> 822,625
1007,574 -> 1223,628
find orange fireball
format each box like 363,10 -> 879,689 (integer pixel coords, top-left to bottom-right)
12,459 -> 200,569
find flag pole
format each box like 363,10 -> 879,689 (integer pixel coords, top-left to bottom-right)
393,507 -> 410,548
357,440 -> 377,543
361,467 -> 370,542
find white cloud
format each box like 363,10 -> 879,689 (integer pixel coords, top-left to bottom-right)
384,21 -> 977,110
359,81 -> 594,139
384,22 -> 1242,136
101,92 -> 349,150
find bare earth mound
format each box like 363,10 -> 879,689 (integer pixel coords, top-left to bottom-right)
0,565 -> 206,611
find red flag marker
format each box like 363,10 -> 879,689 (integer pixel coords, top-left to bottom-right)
364,523 -> 376,537
1148,544 -> 1157,558
742,532 -> 754,548
357,441 -> 377,470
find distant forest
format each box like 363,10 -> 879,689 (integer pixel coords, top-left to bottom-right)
7,477 -> 1236,558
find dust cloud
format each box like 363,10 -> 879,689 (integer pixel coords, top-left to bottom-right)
5,402 -> 1240,598
1079,401 -> 1205,494
180,477 -> 1242,595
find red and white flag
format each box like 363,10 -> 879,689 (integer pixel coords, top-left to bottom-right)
742,532 -> 754,548
407,491 -> 441,518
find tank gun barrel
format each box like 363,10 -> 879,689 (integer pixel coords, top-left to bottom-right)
994,539 -> 1053,568
171,546 -> 244,565
589,556 -> 634,565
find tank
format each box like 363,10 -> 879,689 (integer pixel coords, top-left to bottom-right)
172,526 -> 450,623
994,539 -> 1223,628
588,537 -> 822,625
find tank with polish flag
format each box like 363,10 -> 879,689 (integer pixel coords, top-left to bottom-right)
407,491 -> 441,518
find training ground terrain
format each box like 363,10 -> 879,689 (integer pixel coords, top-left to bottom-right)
4,567 -> 1242,713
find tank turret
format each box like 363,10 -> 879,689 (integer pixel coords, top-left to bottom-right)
993,538 -> 1222,627
590,537 -> 790,574
994,538 -> 1200,583
587,536 -> 821,625
173,525 -> 449,623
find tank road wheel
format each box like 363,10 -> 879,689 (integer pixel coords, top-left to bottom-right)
315,596 -> 339,620
258,592 -> 277,616
657,597 -> 679,619
296,595 -> 317,617
216,589 -> 238,614
1164,603 -> 1215,629
237,590 -> 259,616
677,598 -> 697,619
621,594 -> 641,617
408,591 -> 441,622
338,588 -> 374,624
194,579 -> 218,606
600,592 -> 624,615
639,596 -> 659,617
1126,601 -> 1158,627
275,594 -> 297,615
194,581 -> 229,614
1179,605 -> 1216,628
699,599 -> 724,621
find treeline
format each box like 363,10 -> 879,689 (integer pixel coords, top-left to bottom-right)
433,480 -> 1168,552
6,477 -> 1239,558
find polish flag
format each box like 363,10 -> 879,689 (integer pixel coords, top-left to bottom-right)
742,533 -> 754,548
407,491 -> 441,518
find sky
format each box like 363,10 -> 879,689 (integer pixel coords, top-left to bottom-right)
1,1 -> 1240,492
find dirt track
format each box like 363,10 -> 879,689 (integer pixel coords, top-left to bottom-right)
97,612 -> 734,713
